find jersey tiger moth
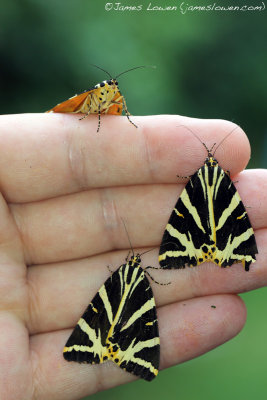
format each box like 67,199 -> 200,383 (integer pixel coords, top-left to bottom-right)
159,130 -> 258,271
63,252 -> 160,381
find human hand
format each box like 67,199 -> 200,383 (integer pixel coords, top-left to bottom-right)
0,114 -> 266,400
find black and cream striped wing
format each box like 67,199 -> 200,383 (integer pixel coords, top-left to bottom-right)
159,161 -> 257,271
63,261 -> 160,381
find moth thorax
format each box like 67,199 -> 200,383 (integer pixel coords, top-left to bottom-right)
107,79 -> 118,86
102,79 -> 119,91
130,255 -> 141,267
95,79 -> 118,89
205,156 -> 218,168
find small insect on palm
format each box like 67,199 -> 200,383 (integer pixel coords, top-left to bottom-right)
46,65 -> 150,132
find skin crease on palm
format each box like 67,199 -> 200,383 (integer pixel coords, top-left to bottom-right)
0,114 -> 266,400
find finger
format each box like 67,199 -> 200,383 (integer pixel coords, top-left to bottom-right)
0,192 -> 26,311
0,312 -> 32,399
27,228 -> 266,334
30,294 -> 246,400
12,169 -> 267,264
0,114 -> 250,202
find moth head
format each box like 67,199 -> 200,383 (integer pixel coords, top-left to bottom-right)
95,79 -> 118,94
106,79 -> 118,87
205,155 -> 218,167
131,254 -> 142,265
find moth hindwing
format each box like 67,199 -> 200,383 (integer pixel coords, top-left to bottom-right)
46,65 -> 148,132
63,254 -> 160,381
159,148 -> 258,271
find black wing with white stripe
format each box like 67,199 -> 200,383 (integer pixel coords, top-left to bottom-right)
159,156 -> 257,271
63,255 -> 159,381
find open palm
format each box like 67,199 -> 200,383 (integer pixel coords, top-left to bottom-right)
0,114 -> 266,400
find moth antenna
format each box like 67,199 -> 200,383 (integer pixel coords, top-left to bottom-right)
177,124 -> 240,156
176,125 -> 210,154
210,142 -> 217,154
115,65 -> 156,79
213,125 -> 240,156
120,218 -> 135,258
144,268 -> 171,286
120,220 -> 156,259
89,64 -> 113,80
140,247 -> 157,257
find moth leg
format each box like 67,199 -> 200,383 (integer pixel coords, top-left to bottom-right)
96,104 -> 101,132
110,95 -> 123,106
122,96 -> 138,129
177,174 -> 193,179
78,93 -> 102,133
79,93 -> 93,121
108,100 -> 122,106
79,112 -> 91,121
110,100 -> 122,105
177,163 -> 204,179
145,266 -> 160,271
107,265 -> 114,274
144,266 -> 171,286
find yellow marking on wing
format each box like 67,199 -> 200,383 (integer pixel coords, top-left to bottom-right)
162,225 -> 202,260
118,263 -> 126,297
174,208 -> 184,218
63,344 -> 94,353
214,169 -> 225,199
106,265 -> 143,345
128,268 -> 144,299
237,212 -> 247,220
158,252 -> 168,262
216,191 -> 241,231
98,264 -> 159,370
180,189 -> 205,233
130,356 -> 158,376
118,337 -> 160,375
198,169 -> 207,200
121,297 -> 156,331
78,318 -> 104,358
204,163 -> 217,244
99,285 -> 113,325
160,214 -> 255,267
211,228 -> 256,266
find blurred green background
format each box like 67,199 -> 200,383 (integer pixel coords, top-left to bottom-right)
1,0 -> 266,399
